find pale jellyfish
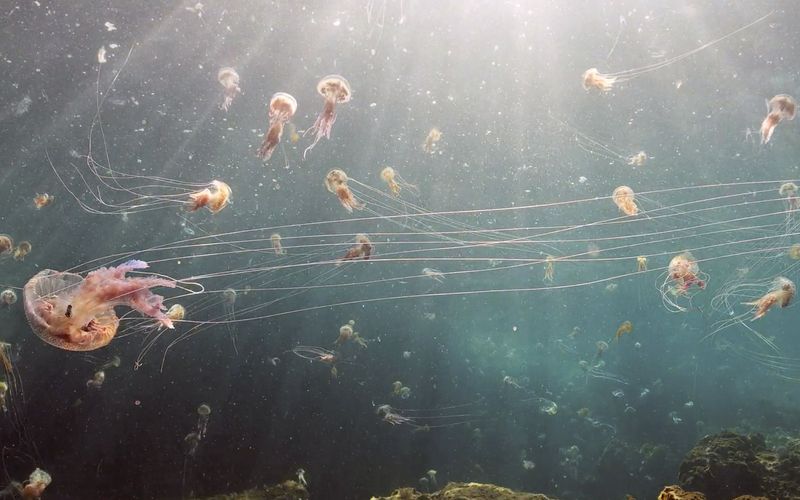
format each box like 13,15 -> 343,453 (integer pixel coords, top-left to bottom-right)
582,12 -> 773,92
217,67 -> 241,112
257,92 -> 297,160
761,95 -> 796,144
1,289 -> 17,307
221,289 -> 238,354
380,167 -> 418,197
422,268 -> 445,282
304,75 -> 352,158
422,127 -> 442,153
271,233 -> 287,255
325,169 -> 364,213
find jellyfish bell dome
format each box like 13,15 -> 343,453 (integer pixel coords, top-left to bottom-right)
269,92 -> 297,117
24,269 -> 119,351
324,169 -> 349,193
768,94 -> 797,120
317,75 -> 352,103
217,67 -> 239,86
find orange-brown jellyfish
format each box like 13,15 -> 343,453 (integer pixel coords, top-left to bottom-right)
14,241 -> 32,261
217,67 -> 241,112
339,234 -> 373,263
745,276 -> 795,320
19,468 -> 51,500
325,169 -> 364,212
304,75 -> 352,158
636,256 -> 648,272
270,233 -> 287,255
614,320 -> 633,342
0,234 -> 13,255
582,68 -> 616,92
257,92 -> 297,160
779,182 -> 800,211
761,94 -> 796,144
611,186 -> 639,216
627,151 -> 648,167
188,180 -> 232,214
33,193 -> 54,209
668,252 -> 706,292
380,166 -> 417,197
23,260 -> 176,351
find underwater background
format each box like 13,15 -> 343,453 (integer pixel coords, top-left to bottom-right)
1,1 -> 800,499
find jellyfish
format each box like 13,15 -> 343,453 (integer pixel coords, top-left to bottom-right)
23,260 -> 176,351
743,277 -> 795,320
221,288 -> 238,354
33,193 -> 54,209
659,252 -> 708,312
14,241 -> 32,261
188,180 -> 232,214
614,320 -> 633,342
296,468 -> 308,488
422,268 -> 445,282
257,92 -> 297,160
779,182 -> 800,211
581,12 -> 773,92
270,233 -> 287,255
594,341 -> 609,360
611,186 -> 639,216
627,151 -> 648,167
423,127 -> 442,153
166,304 -> 186,323
325,169 -> 364,213
760,94 -> 796,144
336,323 -> 355,345
0,235 -> 13,256
289,345 -> 339,378
339,233 -> 373,263
637,256 -> 647,272
380,167 -> 418,197
789,244 -> 800,260
1,289 -> 17,306
543,255 -> 555,282
217,67 -> 241,112
196,403 -> 211,438
375,401 -> 482,430
86,370 -> 105,389
0,381 -> 6,413
20,468 -> 51,500
303,75 -> 352,158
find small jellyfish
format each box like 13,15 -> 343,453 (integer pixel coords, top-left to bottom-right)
543,255 -> 555,282
538,399 -> 558,415
426,469 -> 438,490
188,180 -> 232,214
197,403 -> 211,438
399,386 -> 412,399
1,289 -> 18,306
595,340 -> 609,360
582,68 -> 616,91
217,67 -> 241,112
304,75 -> 352,158
325,169 -> 364,213
339,233 -> 373,263
86,370 -> 105,389
627,151 -> 648,166
0,235 -> 13,255
13,241 -> 32,261
423,127 -> 442,153
23,260 -> 176,351
380,166 -> 418,197
612,186 -> 639,216
20,468 -> 51,499
392,380 -> 403,395
258,92 -> 297,160
33,193 -> 54,209
614,320 -> 633,342
166,304 -> 186,323
744,276 -> 795,320
270,233 -> 287,255
422,268 -> 445,282
636,256 -> 648,272
336,324 -> 355,345
789,244 -> 800,260
0,381 -> 7,412
761,94 -> 796,144
668,252 -> 706,292
296,468 -> 308,487
779,182 -> 800,211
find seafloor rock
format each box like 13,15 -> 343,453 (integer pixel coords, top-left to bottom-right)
678,430 -> 800,500
657,485 -> 707,499
370,481 -> 556,500
194,479 -> 309,500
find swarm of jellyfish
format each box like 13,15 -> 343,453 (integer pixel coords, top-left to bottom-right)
257,92 -> 297,160
304,75 -> 352,158
23,260 -> 176,351
217,67 -> 241,112
760,94 -> 796,144
325,169 -> 364,213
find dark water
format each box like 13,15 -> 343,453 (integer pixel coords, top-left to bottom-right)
1,1 -> 799,499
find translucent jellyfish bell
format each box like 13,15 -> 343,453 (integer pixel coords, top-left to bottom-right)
197,403 -> 211,416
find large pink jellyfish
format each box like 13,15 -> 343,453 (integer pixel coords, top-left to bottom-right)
217,67 -> 241,112
760,94 -> 796,144
257,92 -> 297,160
303,75 -> 352,158
23,260 -> 176,351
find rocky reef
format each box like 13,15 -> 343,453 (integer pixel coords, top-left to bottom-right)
678,430 -> 800,500
193,480 -> 309,500
370,481 -> 556,500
